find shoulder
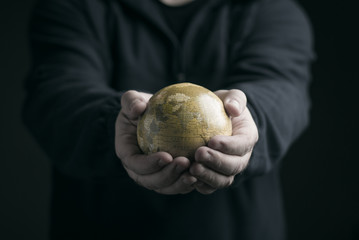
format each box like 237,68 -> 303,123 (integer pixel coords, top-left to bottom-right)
31,0 -> 109,34
32,0 -> 107,17
230,0 -> 310,21
229,0 -> 310,23
229,0 -> 312,43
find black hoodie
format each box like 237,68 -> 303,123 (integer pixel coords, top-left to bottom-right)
24,0 -> 314,239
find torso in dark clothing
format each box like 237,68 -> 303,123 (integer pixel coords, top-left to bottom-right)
25,0 -> 314,239
155,0 -> 205,40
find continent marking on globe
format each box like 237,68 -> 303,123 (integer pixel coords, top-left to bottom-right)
137,83 -> 232,159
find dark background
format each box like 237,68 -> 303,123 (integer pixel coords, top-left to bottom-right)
0,0 -> 358,239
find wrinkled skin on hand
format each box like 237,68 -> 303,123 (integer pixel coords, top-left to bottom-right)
115,90 -> 197,194
115,89 -> 258,195
190,89 -> 258,194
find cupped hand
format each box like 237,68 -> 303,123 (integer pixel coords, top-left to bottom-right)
115,90 -> 197,194
190,89 -> 259,194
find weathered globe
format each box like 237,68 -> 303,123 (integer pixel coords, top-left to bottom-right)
137,83 -> 232,159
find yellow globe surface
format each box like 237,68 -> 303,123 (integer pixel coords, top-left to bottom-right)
137,83 -> 232,159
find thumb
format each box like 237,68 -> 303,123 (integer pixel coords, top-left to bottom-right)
121,90 -> 152,120
215,89 -> 247,117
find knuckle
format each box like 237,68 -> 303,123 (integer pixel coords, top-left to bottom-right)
238,135 -> 254,156
247,126 -> 259,145
195,147 -> 209,162
230,89 -> 247,105
121,90 -> 135,105
194,166 -> 214,185
213,156 -> 223,170
224,176 -> 234,188
206,173 -> 217,186
217,139 -> 230,154
231,162 -> 245,175
121,91 -> 145,117
123,90 -> 138,98
210,136 -> 238,157
243,145 -> 253,156
254,129 -> 259,144
192,164 -> 218,188
214,176 -> 232,189
191,163 -> 205,177
196,148 -> 223,170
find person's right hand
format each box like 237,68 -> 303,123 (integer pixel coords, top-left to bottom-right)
115,90 -> 197,194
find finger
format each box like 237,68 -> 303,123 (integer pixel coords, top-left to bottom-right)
128,157 -> 191,190
194,181 -> 217,195
115,114 -> 141,158
215,89 -> 247,117
190,162 -> 234,189
121,90 -> 152,119
194,146 -> 251,176
208,133 -> 256,157
155,172 -> 197,195
122,151 -> 173,175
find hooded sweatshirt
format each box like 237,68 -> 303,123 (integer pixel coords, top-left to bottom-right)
23,0 -> 314,239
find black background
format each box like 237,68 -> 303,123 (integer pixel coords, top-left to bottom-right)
0,0 -> 358,239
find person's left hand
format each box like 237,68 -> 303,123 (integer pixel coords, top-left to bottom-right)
189,89 -> 259,194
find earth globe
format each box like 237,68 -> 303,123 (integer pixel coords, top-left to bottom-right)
137,83 -> 232,159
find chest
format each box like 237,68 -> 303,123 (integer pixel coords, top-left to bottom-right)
107,2 -> 245,93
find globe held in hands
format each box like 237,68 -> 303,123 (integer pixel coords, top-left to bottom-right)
137,83 -> 232,159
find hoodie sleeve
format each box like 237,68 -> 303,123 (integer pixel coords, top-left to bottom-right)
227,0 -> 315,182
23,0 -> 125,179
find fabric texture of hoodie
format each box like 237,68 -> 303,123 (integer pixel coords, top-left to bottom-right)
23,0 -> 314,239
